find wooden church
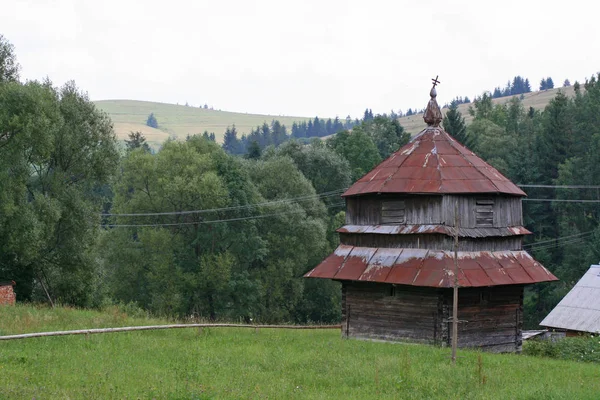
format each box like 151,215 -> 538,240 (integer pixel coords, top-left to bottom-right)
305,80 -> 558,352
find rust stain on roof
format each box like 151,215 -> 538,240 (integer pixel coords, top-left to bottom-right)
344,128 -> 526,197
304,246 -> 558,288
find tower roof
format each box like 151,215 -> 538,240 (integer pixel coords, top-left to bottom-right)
343,81 -> 525,197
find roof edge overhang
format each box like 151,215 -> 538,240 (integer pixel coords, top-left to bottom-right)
304,245 -> 558,288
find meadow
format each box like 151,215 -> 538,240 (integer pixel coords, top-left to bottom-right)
94,100 -> 313,147
1,304 -> 599,399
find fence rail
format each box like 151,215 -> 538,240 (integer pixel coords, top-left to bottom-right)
0,323 -> 342,341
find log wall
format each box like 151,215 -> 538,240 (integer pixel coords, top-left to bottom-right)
342,282 -> 524,352
342,282 -> 445,344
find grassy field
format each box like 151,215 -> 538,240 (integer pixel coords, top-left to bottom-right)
397,86 -> 576,135
94,100 -> 313,147
1,305 -> 599,399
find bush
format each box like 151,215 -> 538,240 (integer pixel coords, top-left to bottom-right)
524,334 -> 600,363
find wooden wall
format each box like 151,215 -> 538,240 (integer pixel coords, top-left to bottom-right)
342,282 -> 445,344
342,282 -> 524,352
345,194 -> 523,229
444,285 -> 524,353
339,233 -> 522,251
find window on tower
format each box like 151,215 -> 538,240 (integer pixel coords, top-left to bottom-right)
381,200 -> 406,224
475,199 -> 494,227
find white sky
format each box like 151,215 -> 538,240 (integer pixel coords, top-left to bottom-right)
3,0 -> 599,118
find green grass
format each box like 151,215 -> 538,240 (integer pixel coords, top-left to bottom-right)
94,100 -> 314,146
1,305 -> 599,399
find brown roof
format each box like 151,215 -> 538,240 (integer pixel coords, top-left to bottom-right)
304,245 -> 557,288
343,127 -> 526,197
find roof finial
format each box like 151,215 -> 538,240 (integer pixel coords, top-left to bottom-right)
424,75 -> 443,127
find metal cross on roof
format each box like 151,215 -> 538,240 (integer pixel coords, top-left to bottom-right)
431,75 -> 441,88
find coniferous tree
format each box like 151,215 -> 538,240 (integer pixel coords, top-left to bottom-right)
125,131 -> 151,153
222,125 -> 243,154
246,140 -> 262,159
443,104 -> 469,146
146,112 -> 158,128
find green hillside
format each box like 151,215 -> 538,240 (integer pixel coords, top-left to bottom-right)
1,304 -> 599,399
397,86 -> 577,135
95,86 -> 576,148
94,100 -> 314,146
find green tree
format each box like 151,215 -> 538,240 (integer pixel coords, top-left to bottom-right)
0,34 -> 20,82
125,131 -> 151,153
146,112 -> 158,128
246,140 -> 262,159
443,104 -> 470,146
0,80 -> 119,305
327,129 -> 381,181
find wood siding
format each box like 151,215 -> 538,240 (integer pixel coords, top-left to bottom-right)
346,194 -> 522,229
339,233 -> 522,251
346,195 -> 444,225
342,282 -> 524,352
444,285 -> 524,353
342,282 -> 444,344
442,195 -> 523,228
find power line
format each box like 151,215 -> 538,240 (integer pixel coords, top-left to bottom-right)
102,189 -> 346,217
526,237 -> 591,252
103,202 -> 345,228
523,198 -> 600,203
523,231 -> 595,248
518,185 -> 600,189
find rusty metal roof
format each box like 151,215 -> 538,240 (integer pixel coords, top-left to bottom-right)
304,245 -> 557,288
343,127 -> 526,197
540,264 -> 600,333
337,224 -> 531,238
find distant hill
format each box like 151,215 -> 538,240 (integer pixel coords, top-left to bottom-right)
397,86 -> 577,135
96,86 -> 576,148
94,100 -> 314,147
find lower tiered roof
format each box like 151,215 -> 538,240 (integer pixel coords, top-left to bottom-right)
304,245 -> 558,288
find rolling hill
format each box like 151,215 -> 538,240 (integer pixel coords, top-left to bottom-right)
95,86 -> 576,148
397,86 -> 576,135
94,100 -> 314,147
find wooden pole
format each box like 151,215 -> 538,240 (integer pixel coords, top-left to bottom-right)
451,201 -> 459,364
0,323 -> 342,341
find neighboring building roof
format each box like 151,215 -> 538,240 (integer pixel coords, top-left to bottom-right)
337,224 -> 531,238
540,264 -> 600,333
304,245 -> 558,288
342,127 -> 526,197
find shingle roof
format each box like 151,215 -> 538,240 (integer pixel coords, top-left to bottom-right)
343,127 -> 526,197
540,264 -> 600,333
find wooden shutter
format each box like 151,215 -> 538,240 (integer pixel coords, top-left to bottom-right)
381,200 -> 405,224
476,199 -> 494,227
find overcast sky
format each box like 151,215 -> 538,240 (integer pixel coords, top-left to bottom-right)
3,0 -> 599,118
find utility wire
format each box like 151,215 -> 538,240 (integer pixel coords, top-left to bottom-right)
103,189 -> 346,217
518,185 -> 600,189
523,231 -> 595,248
523,198 -> 600,203
103,202 -> 345,228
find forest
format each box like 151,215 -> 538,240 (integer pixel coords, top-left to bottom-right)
1,34 -> 599,328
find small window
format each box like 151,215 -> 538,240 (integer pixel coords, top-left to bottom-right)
381,200 -> 405,224
476,199 -> 494,227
